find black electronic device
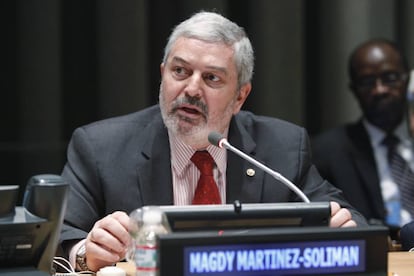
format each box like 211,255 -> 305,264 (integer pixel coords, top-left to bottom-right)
0,175 -> 69,276
158,225 -> 389,276
159,201 -> 330,232
0,185 -> 19,217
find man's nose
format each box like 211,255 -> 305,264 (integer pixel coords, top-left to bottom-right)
373,78 -> 389,94
185,74 -> 203,97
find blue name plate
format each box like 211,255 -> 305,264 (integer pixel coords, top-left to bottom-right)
185,240 -> 365,275
158,226 -> 388,276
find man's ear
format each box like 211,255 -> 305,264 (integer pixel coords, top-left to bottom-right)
349,81 -> 357,95
160,63 -> 165,75
233,83 -> 252,114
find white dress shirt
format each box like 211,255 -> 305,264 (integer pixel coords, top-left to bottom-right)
363,119 -> 414,226
168,131 -> 228,205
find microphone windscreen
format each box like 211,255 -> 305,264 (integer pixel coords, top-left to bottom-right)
208,132 -> 224,147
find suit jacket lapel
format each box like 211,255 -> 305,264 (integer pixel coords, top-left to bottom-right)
134,110 -> 266,205
136,115 -> 174,205
226,115 -> 265,203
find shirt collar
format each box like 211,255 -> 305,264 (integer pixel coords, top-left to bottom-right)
168,130 -> 227,176
363,118 -> 410,147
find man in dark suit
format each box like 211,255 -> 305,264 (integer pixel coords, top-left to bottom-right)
311,39 -> 412,231
60,11 -> 366,272
401,221 -> 414,251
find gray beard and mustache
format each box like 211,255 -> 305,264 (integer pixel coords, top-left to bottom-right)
161,93 -> 208,137
159,87 -> 236,147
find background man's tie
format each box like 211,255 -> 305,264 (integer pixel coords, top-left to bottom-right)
191,151 -> 221,204
383,135 -> 414,220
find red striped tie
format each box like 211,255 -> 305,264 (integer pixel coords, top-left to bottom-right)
191,151 -> 221,204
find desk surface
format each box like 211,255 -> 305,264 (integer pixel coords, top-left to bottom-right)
117,252 -> 414,276
388,251 -> 414,276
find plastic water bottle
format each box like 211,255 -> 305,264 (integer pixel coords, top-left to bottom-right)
134,207 -> 169,276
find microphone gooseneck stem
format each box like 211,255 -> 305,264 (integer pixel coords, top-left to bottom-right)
221,140 -> 311,203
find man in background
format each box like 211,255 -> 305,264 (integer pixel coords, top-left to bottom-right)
312,38 -> 412,235
401,220 -> 414,250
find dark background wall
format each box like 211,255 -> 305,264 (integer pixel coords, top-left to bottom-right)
2,0 -> 414,202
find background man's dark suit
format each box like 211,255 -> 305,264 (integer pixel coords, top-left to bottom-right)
401,221 -> 414,250
311,120 -> 385,224
60,105 -> 367,244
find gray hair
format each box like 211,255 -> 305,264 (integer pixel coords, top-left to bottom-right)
162,11 -> 254,88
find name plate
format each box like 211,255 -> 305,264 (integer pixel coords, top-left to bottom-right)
158,226 -> 388,276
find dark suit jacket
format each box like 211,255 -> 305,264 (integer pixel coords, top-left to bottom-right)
60,105 -> 367,245
400,221 -> 414,250
311,120 -> 385,224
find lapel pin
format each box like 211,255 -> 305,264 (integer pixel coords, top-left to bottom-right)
246,168 -> 255,177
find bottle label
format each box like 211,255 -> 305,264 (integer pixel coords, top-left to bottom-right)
135,244 -> 158,271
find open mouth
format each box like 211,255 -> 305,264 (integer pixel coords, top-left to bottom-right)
172,105 -> 207,126
181,106 -> 201,115
175,103 -> 206,120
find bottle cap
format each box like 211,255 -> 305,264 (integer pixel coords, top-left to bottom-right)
142,208 -> 163,225
96,266 -> 126,276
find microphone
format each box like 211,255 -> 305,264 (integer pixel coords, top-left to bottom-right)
208,131 -> 311,203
